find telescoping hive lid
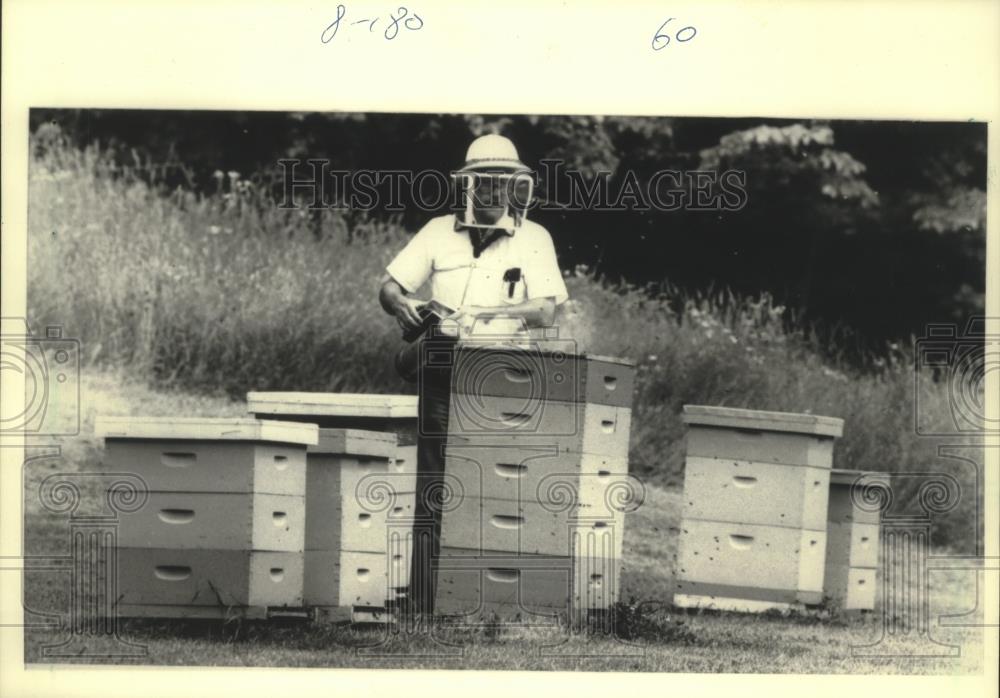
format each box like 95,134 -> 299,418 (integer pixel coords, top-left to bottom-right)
312,428 -> 398,458
94,416 -> 318,445
681,405 -> 844,438
246,392 -> 418,419
830,468 -> 888,486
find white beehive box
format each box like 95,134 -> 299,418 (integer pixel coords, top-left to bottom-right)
675,405 -> 844,611
682,456 -> 831,530
116,492 -> 304,551
447,395 -> 631,459
674,520 -> 827,607
440,496 -> 624,558
96,417 -> 317,494
443,443 -> 627,506
303,550 -> 408,609
305,428 -> 407,550
824,469 -> 881,611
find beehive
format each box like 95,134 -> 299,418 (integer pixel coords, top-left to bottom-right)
824,469 -> 881,611
246,393 -> 419,608
96,417 -> 317,618
442,444 -> 628,511
446,396 -> 631,458
436,348 -> 636,617
674,406 -> 844,611
116,492 -> 304,551
439,496 -> 625,558
302,428 -> 413,615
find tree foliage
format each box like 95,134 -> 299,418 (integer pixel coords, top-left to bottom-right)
29,109 -> 985,357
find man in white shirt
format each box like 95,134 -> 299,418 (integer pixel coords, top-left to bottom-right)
378,134 -> 569,615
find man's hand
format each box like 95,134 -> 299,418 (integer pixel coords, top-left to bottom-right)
392,296 -> 426,332
442,298 -> 557,338
440,306 -> 484,338
379,277 -> 425,332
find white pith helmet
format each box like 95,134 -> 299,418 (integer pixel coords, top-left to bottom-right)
458,134 -> 531,173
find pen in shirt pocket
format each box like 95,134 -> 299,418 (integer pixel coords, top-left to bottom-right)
503,267 -> 522,299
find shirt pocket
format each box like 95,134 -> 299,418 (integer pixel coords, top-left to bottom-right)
499,267 -> 527,305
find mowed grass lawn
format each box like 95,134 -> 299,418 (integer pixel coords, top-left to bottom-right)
19,371 -> 985,673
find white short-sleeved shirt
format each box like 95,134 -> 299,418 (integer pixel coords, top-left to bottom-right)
386,214 -> 569,311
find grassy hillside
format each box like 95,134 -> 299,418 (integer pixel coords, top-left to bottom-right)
27,137 -> 977,548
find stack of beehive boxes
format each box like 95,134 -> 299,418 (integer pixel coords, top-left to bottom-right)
246,393 -> 418,610
436,345 -> 636,620
824,468 -> 881,611
299,428 -> 411,622
674,405 -> 844,612
96,417 -> 317,618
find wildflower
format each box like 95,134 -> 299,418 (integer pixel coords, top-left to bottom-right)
208,225 -> 221,235
227,170 -> 240,180
648,354 -> 658,362
821,366 -> 849,383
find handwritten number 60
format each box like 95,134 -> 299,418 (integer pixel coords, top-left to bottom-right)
652,18 -> 697,50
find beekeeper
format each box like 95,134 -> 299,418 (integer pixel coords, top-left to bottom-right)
378,134 -> 569,614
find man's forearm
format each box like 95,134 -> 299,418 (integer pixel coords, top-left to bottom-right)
467,297 -> 556,328
379,276 -> 406,316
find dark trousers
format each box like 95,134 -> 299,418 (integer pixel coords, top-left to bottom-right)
407,339 -> 454,614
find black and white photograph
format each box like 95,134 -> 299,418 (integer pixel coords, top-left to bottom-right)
1,0 -> 997,693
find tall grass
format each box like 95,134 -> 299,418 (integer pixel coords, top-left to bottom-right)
27,136 -> 978,549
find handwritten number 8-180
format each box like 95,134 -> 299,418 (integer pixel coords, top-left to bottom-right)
652,18 -> 696,50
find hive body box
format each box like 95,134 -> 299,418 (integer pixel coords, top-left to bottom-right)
246,394 -> 419,612
824,469 -> 881,611
96,417 -> 317,618
301,428 -> 414,615
674,406 -> 844,612
437,348 -> 636,620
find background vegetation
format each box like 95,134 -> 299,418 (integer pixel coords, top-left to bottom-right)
27,121 -> 983,551
30,110 -> 987,356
